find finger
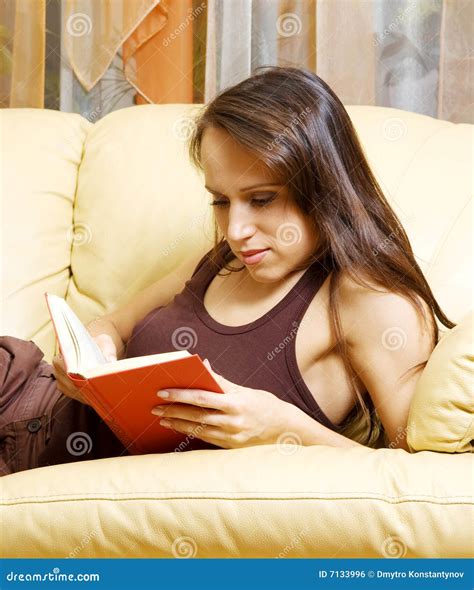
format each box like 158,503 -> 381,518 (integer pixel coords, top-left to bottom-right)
93,334 -> 117,362
159,417 -> 230,443
190,429 -> 232,449
157,388 -> 231,412
53,373 -> 83,398
203,359 -> 228,387
152,403 -> 236,430
52,355 -> 66,370
53,361 -> 70,381
203,359 -> 225,385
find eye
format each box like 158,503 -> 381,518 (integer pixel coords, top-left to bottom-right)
251,195 -> 275,207
210,193 -> 276,208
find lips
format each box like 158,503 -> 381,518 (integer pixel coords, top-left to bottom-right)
241,249 -> 268,256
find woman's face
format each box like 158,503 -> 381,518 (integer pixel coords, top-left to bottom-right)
200,126 -> 319,283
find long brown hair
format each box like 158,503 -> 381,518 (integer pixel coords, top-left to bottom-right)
188,66 -> 455,447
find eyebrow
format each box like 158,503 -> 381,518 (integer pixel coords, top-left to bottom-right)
205,183 -> 282,193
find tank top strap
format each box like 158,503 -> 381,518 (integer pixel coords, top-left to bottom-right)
190,243 -> 328,336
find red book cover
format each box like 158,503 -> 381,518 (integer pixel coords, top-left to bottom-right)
45,293 -> 224,454
68,356 -> 224,454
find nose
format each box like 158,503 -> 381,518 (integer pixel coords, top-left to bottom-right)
225,202 -> 256,243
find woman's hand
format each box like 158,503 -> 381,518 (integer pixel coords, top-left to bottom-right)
150,359 -> 296,449
52,354 -> 90,405
52,334 -> 118,405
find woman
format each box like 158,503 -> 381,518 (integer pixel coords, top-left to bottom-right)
0,67 -> 454,475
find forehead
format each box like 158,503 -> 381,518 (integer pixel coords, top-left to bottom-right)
200,126 -> 277,187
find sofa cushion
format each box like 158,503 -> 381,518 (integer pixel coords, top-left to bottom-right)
345,106 -> 473,324
407,312 -> 474,453
0,109 -> 91,360
0,444 -> 471,558
66,104 -> 215,337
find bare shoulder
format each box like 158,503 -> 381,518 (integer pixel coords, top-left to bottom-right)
335,269 -> 434,348
333,270 -> 436,449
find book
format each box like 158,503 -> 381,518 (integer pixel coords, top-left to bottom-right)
45,293 -> 224,454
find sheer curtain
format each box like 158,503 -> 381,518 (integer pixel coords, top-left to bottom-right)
59,0 -> 157,119
1,0 -> 471,123
204,0 -> 473,123
0,0 -> 46,107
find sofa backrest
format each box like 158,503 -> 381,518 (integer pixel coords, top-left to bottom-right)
1,104 -> 472,361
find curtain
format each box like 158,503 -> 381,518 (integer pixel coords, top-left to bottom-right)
437,0 -> 473,122
62,0 -> 159,93
0,0 -> 46,107
122,0 -> 195,104
205,0 -> 473,123
0,0 -> 472,123
205,0 -> 316,102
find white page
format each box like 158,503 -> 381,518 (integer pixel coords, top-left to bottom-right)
47,294 -> 106,374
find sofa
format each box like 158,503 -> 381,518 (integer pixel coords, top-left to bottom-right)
0,104 -> 472,558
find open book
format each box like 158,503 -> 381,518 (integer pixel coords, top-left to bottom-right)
45,293 -> 224,454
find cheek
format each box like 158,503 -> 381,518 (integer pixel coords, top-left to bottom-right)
272,210 -> 314,250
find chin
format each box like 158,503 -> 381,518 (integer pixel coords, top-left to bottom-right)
247,263 -> 287,283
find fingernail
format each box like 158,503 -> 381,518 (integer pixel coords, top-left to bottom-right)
157,390 -> 169,398
160,419 -> 171,427
151,407 -> 164,415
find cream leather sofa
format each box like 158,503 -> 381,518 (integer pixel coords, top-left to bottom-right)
0,105 -> 472,558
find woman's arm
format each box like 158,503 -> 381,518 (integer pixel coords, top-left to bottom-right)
284,405 -> 364,448
87,251 -> 207,358
86,317 -> 126,360
53,253 -> 206,402
336,274 -> 434,451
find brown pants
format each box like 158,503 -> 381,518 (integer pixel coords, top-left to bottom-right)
0,336 -> 129,476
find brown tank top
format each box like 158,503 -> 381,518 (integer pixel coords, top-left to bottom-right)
125,244 -> 343,435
